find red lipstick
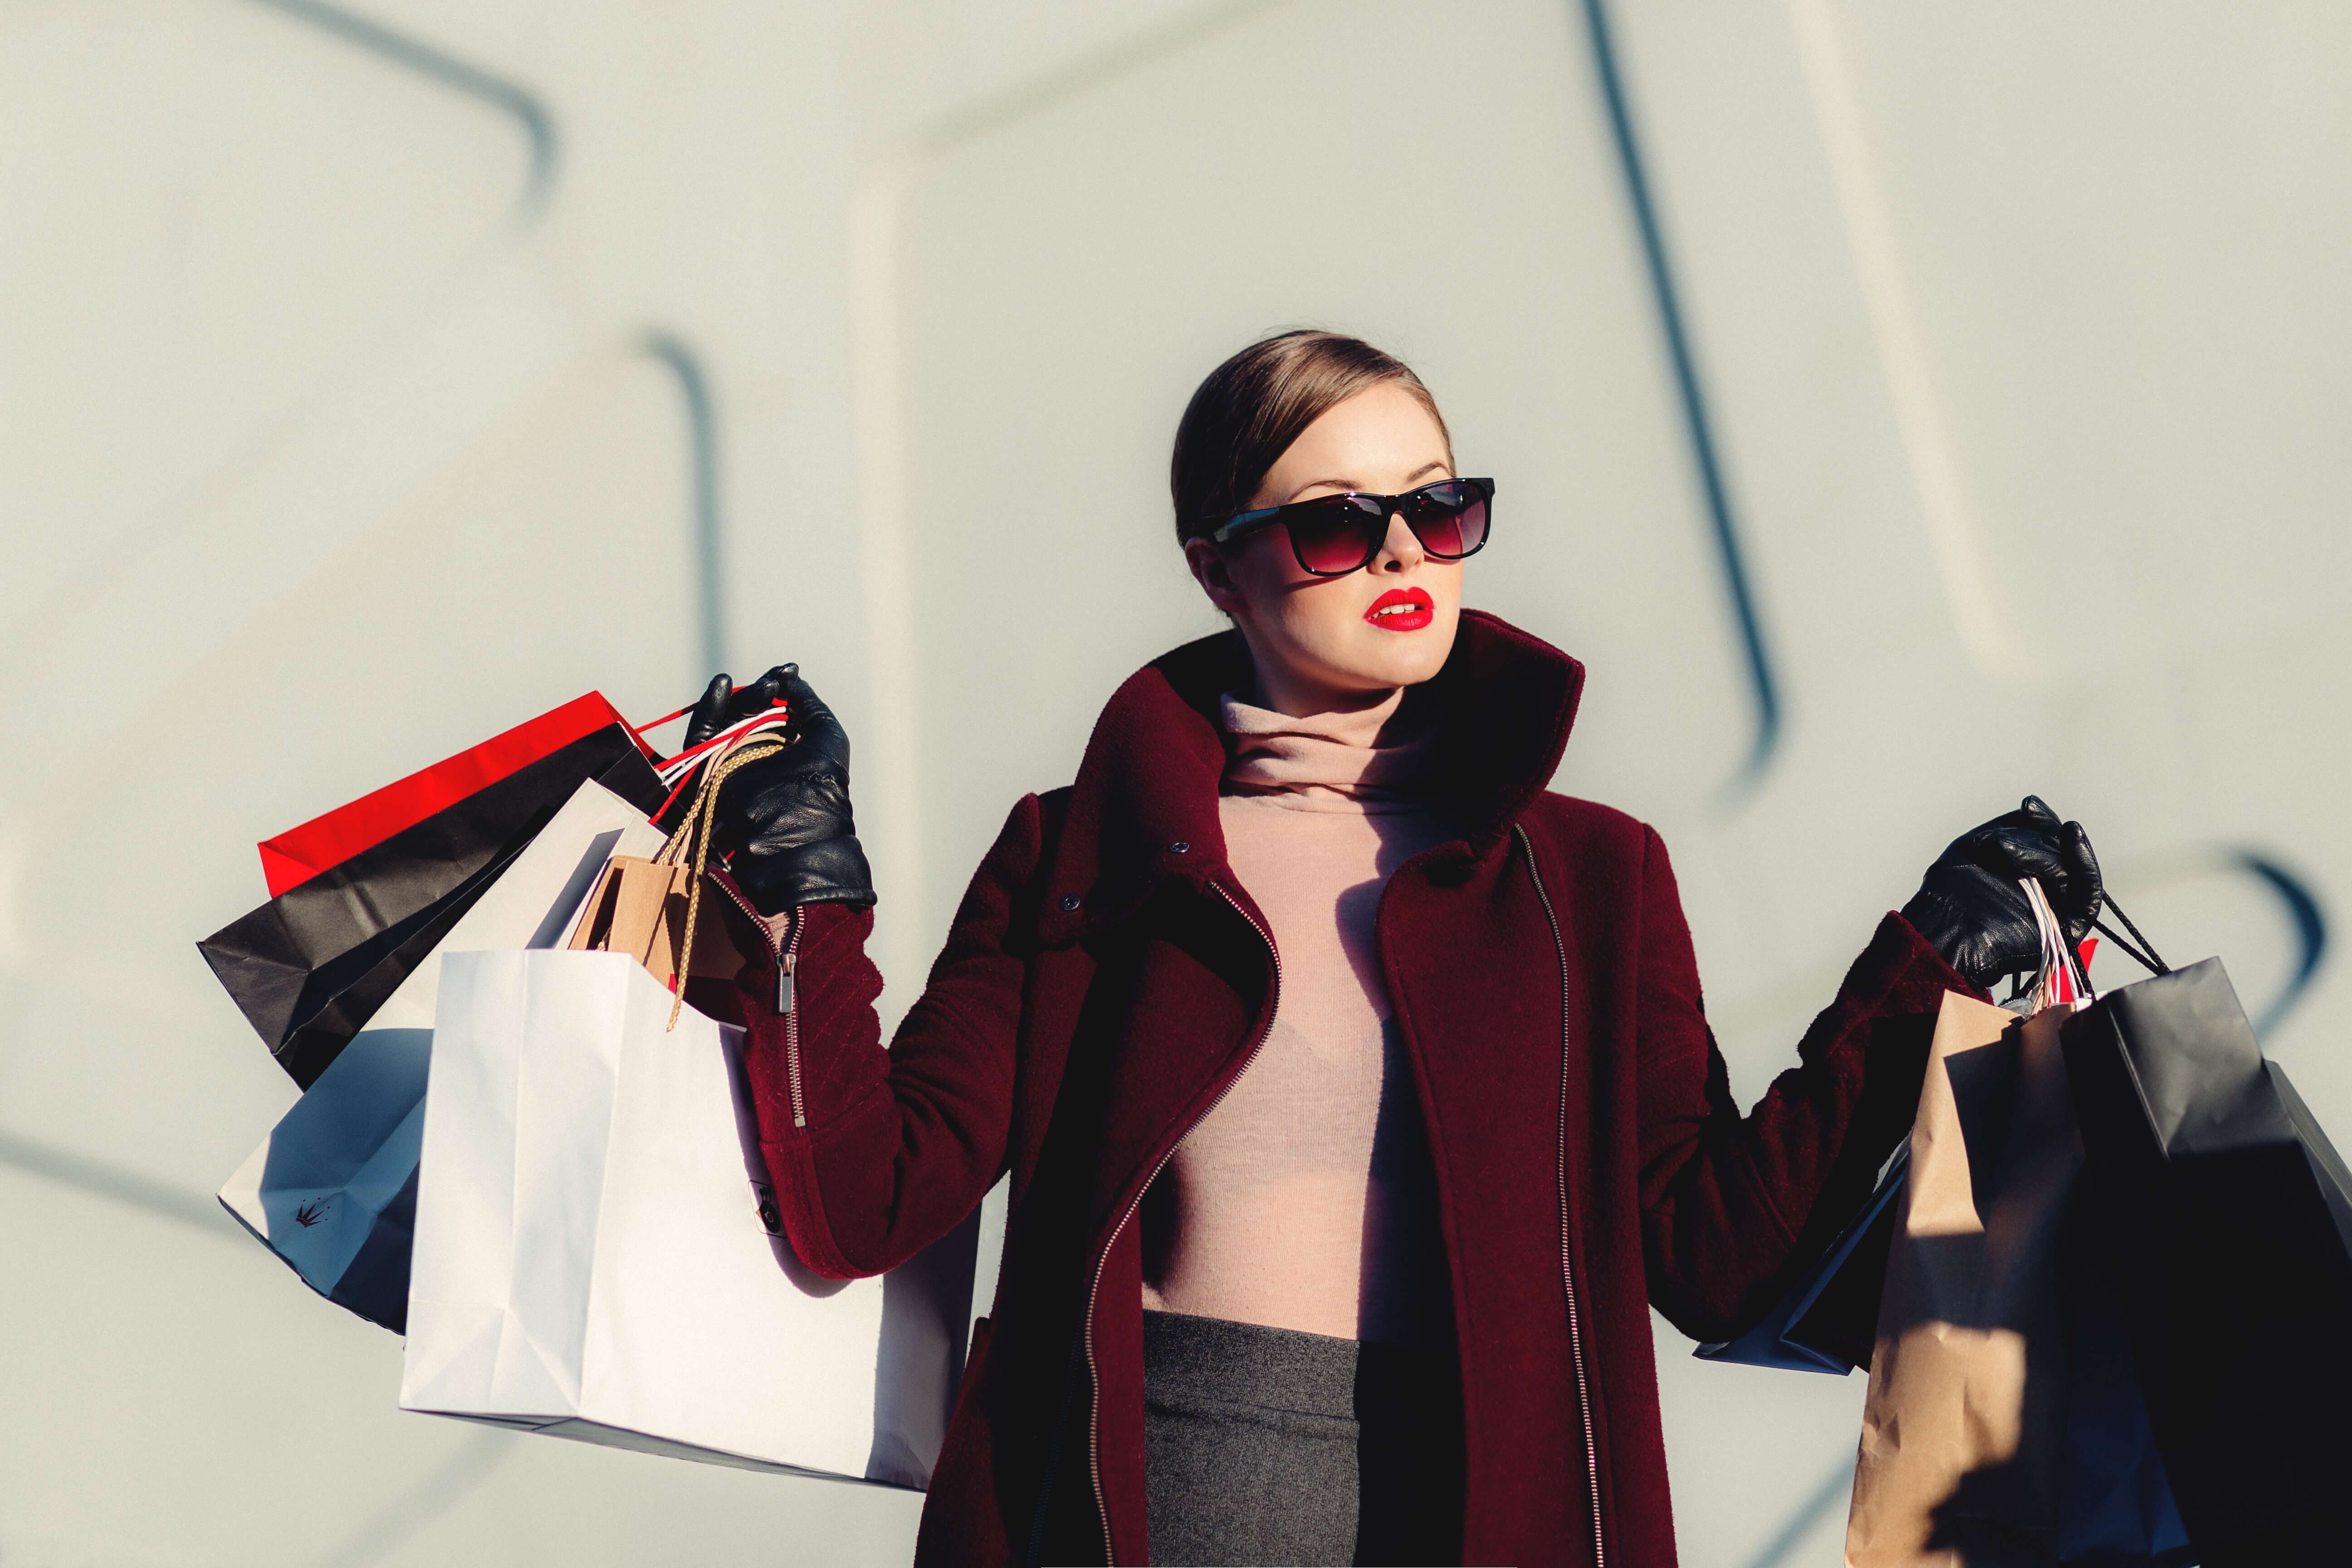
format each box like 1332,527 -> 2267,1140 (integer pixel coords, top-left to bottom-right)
1363,586 -> 1434,631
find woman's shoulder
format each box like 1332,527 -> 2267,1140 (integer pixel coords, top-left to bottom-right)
1520,790 -> 1662,860
982,785 -> 1076,882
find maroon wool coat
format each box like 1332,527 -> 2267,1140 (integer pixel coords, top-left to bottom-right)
727,610 -> 1970,1567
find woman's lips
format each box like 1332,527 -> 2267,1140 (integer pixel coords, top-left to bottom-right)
1364,586 -> 1435,631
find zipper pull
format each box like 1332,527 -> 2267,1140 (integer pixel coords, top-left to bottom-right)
777,948 -> 796,1015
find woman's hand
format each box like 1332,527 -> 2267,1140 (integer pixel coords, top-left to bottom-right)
1900,795 -> 2101,992
686,664 -> 876,916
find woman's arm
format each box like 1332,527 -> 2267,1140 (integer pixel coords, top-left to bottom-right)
682,665 -> 1039,1280
1631,825 -> 1965,1343
1633,794 -> 2101,1340
732,794 -> 1042,1280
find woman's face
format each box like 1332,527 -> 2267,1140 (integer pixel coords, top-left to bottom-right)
1183,381 -> 1462,715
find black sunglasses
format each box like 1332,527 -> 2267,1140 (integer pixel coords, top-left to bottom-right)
1205,478 -> 1495,577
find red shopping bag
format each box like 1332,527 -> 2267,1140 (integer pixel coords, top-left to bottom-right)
257,692 -> 656,896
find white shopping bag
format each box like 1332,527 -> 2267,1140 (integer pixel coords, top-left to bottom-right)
218,779 -> 666,1328
400,948 -> 978,1488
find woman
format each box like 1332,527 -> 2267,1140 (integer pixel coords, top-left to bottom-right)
688,331 -> 2102,1566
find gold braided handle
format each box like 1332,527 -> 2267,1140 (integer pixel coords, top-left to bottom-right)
658,735 -> 784,1030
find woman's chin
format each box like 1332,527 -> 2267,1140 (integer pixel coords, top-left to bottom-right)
1315,624 -> 1457,692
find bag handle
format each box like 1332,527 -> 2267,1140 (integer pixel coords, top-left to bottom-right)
633,699 -> 792,789
628,697 -> 786,742
635,705 -> 792,827
2092,894 -> 2170,977
631,701 -> 698,736
650,731 -> 784,1031
2021,878 -> 2092,1008
2015,881 -> 2172,1001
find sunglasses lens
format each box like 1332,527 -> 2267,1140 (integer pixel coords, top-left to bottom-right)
1404,482 -> 1489,558
1286,497 -> 1382,574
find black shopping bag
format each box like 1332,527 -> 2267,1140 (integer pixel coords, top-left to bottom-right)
199,723 -> 665,1087
1696,1143 -> 1908,1374
2062,954 -> 2352,1564
2054,1186 -> 2194,1565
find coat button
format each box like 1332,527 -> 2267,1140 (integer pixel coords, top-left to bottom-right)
1059,894 -> 1082,911
1168,841 -> 1189,855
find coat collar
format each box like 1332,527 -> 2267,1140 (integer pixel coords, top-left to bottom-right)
1038,609 -> 1586,942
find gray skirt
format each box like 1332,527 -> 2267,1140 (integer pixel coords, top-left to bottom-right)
1141,1309 -> 1464,1567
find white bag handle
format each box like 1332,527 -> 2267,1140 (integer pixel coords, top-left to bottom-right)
655,707 -> 793,788
2021,877 -> 2093,1010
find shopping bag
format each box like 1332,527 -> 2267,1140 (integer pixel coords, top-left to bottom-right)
562,730 -> 783,999
1847,883 -> 2086,1567
1697,1144 -> 1908,1374
215,1020 -> 430,1332
199,723 -> 665,1086
399,949 -> 979,1486
2062,950 -> 2352,1560
2052,1187 -> 2192,1565
216,778 -> 666,1329
257,692 -> 651,897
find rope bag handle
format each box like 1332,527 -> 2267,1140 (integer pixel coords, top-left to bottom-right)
650,731 -> 784,1031
2092,893 -> 2169,977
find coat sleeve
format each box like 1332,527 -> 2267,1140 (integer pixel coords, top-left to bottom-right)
1631,823 -> 1972,1342
733,793 -> 1044,1280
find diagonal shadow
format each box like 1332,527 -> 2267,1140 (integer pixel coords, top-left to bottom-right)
1742,1450 -> 1858,1568
239,0 -> 558,221
308,1428 -> 515,1568
1574,0 -> 1784,801
0,1126 -> 240,1239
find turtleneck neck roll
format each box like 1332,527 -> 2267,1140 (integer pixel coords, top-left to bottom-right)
1217,686 -> 1443,813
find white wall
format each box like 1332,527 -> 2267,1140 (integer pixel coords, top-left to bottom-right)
3,2 -> 2345,1563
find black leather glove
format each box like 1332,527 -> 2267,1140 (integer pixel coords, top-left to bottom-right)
684,664 -> 876,916
1900,795 -> 2102,992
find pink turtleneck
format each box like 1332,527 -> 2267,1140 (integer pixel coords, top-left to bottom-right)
1137,686 -> 1462,1344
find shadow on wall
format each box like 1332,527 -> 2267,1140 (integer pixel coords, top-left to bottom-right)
1576,0 -> 1780,798
243,0 -> 557,220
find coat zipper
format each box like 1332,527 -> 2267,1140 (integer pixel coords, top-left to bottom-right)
711,878 -> 807,1128
1514,824 -> 1605,1568
1078,879 -> 1281,1566
781,919 -> 804,1126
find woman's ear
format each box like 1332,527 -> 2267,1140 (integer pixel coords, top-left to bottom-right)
1183,537 -> 1247,616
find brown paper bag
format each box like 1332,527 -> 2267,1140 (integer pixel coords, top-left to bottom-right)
1844,990 -> 2085,1567
564,732 -> 784,1025
565,855 -> 744,989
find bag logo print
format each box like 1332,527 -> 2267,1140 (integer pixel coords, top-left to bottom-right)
293,1197 -> 335,1228
751,1182 -> 784,1236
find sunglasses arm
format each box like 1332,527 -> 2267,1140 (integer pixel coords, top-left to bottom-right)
1205,508 -> 1284,547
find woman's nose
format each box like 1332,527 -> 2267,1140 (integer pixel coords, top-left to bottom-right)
1374,510 -> 1424,571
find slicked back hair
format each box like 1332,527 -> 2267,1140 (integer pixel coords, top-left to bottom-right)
1170,330 -> 1451,546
